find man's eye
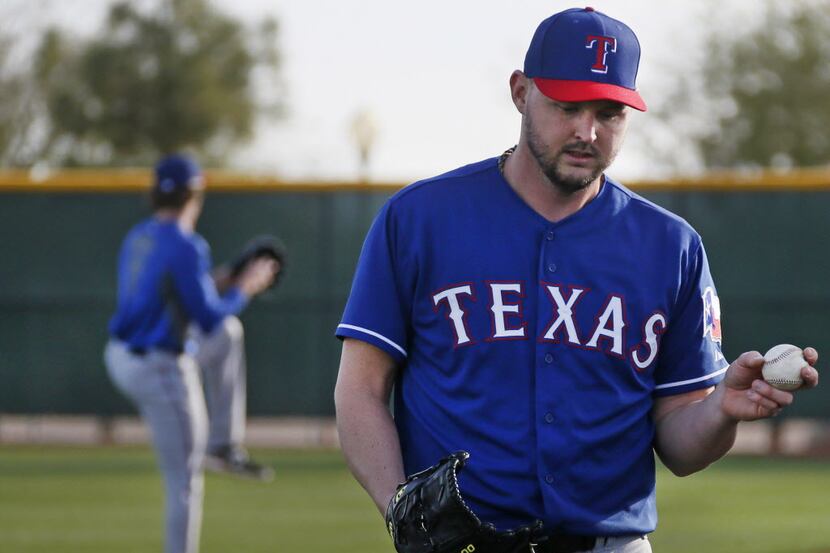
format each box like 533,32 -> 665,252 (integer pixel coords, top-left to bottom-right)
559,105 -> 579,113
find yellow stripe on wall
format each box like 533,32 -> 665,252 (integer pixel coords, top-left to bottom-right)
2,167 -> 830,193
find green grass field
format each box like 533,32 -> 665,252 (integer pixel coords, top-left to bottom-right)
0,447 -> 827,553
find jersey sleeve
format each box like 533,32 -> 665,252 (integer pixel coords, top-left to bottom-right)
654,238 -> 728,396
336,201 -> 410,363
169,235 -> 248,333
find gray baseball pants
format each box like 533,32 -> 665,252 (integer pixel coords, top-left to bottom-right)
578,535 -> 652,552
104,316 -> 248,553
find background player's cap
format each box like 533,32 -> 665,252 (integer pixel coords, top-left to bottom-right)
524,7 -> 647,112
153,154 -> 205,194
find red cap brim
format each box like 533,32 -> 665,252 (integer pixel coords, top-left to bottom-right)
533,78 -> 647,112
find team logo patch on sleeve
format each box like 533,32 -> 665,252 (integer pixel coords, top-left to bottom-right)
702,287 -> 722,343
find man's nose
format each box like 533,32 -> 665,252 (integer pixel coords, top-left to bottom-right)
572,112 -> 598,143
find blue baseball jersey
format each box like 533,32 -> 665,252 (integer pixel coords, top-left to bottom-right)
336,157 -> 728,536
109,218 -> 247,352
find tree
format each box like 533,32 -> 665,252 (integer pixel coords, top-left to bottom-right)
696,1 -> 830,170
0,29 -> 45,166
0,34 -> 24,162
31,0 -> 283,167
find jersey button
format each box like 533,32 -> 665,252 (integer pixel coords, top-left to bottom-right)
544,412 -> 554,423
544,353 -> 554,364
547,263 -> 557,273
545,474 -> 554,484
545,230 -> 555,241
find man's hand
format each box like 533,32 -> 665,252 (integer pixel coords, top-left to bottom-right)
720,348 -> 819,421
228,235 -> 287,289
237,257 -> 279,297
653,347 -> 819,476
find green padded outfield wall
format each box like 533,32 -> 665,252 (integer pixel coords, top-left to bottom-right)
0,171 -> 828,418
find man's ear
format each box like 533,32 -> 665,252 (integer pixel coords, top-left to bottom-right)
509,70 -> 530,114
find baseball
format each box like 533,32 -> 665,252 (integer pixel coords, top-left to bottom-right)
762,344 -> 807,391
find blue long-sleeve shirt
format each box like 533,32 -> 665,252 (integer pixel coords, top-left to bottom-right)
109,217 -> 247,352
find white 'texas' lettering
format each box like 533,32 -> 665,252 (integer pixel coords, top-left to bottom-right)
631,313 -> 667,369
433,285 -> 475,345
542,286 -> 586,344
489,283 -> 526,339
432,283 -> 667,369
586,295 -> 626,356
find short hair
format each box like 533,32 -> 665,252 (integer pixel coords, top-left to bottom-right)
150,185 -> 196,210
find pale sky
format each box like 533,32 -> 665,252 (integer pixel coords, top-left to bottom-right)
235,0 -> 716,183
13,0 -> 770,183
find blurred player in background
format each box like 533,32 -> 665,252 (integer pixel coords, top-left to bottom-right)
104,154 -> 278,553
334,7 -> 819,553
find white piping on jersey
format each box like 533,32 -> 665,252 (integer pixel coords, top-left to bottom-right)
655,365 -> 729,390
338,324 -> 407,357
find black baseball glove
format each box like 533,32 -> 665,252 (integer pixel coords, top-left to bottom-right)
228,234 -> 287,288
385,451 -> 544,553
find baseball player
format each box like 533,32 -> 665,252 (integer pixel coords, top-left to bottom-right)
104,154 -> 277,553
334,7 -> 819,553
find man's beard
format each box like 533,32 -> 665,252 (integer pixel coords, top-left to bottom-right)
524,113 -> 609,195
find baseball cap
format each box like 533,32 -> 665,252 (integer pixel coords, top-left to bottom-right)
524,7 -> 647,111
153,154 -> 204,194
